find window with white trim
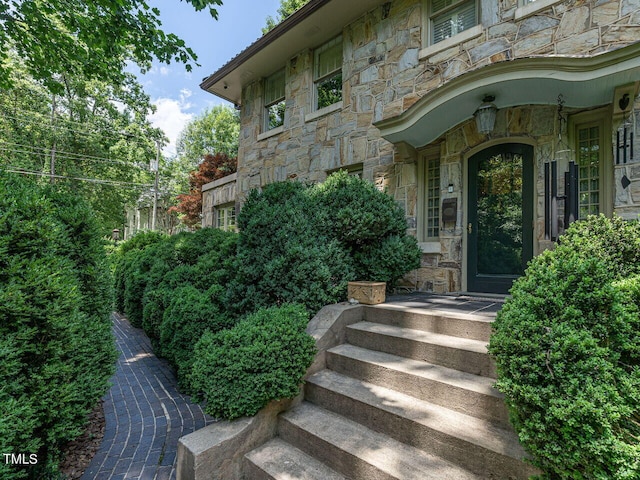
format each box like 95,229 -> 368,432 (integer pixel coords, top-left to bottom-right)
264,69 -> 285,131
570,109 -> 612,220
576,123 -> 602,219
216,204 -> 236,232
427,0 -> 478,45
314,36 -> 343,110
424,157 -> 441,239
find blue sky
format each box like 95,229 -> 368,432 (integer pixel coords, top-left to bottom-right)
140,0 -> 281,155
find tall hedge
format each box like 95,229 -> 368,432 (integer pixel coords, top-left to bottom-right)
488,215 -> 640,479
112,227 -> 238,392
0,173 -> 117,479
226,171 -> 422,314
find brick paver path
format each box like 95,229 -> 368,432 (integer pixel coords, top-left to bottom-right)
82,313 -> 215,480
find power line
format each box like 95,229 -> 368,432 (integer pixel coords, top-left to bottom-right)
1,167 -> 154,187
0,112 -> 149,143
0,142 -> 144,166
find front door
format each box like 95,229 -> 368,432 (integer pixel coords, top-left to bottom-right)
467,144 -> 533,294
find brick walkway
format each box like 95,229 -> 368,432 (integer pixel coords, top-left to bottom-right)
82,313 -> 215,480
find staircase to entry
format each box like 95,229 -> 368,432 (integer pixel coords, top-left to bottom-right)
244,296 -> 538,479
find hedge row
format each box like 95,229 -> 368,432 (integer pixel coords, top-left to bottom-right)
0,173 -> 117,479
114,172 -> 421,419
489,215 -> 640,479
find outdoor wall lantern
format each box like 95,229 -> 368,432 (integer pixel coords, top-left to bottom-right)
474,95 -> 497,135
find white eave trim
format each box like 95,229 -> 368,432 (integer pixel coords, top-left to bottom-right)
376,43 -> 640,148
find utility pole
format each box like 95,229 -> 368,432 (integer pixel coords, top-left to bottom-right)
151,141 -> 160,231
50,95 -> 56,183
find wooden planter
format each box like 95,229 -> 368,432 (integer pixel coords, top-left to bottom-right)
347,281 -> 386,305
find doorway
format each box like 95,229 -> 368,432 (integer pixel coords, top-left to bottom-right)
467,143 -> 534,294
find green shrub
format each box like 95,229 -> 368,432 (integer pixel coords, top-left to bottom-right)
158,284 -> 234,391
353,235 -> 422,287
190,304 -> 316,420
112,231 -> 167,312
114,228 -> 239,389
0,173 -> 116,479
227,171 -> 421,314
309,170 -> 407,245
488,215 -> 640,479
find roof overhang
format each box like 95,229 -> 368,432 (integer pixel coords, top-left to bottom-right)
200,0 -> 389,105
376,43 -> 640,149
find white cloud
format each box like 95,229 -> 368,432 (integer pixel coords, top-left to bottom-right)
148,94 -> 194,157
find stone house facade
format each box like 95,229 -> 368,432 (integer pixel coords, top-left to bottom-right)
201,0 -> 640,294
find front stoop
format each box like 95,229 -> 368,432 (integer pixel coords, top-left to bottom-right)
243,303 -> 538,479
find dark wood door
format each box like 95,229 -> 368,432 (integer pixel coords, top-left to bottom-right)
467,144 -> 534,294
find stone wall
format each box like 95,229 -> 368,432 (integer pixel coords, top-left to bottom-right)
201,173 -> 237,228
237,0 -> 638,196
614,95 -> 640,220
231,0 -> 639,291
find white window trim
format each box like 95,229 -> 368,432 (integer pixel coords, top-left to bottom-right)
419,242 -> 442,253
419,24 -> 483,60
305,101 -> 343,123
568,108 -> 613,219
417,147 -> 442,243
515,0 -> 563,20
257,125 -> 284,141
313,35 -> 343,112
215,204 -> 237,232
263,68 -> 286,132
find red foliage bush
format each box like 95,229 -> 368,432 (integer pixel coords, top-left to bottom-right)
170,153 -> 237,227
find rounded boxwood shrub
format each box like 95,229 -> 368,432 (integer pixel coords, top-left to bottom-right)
189,304 -> 316,420
488,215 -> 640,479
227,171 -> 421,315
0,173 -> 116,479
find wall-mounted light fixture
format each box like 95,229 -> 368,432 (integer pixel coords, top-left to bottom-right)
474,95 -> 497,135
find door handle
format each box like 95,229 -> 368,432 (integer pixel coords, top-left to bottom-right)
468,223 -> 474,235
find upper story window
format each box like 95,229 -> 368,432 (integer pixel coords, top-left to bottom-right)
428,0 -> 478,45
314,35 -> 343,110
264,68 -> 286,131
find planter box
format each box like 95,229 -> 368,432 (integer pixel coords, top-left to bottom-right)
347,281 -> 386,305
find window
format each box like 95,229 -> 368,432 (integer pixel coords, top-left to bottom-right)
428,0 -> 477,45
424,157 -> 441,239
570,110 -> 612,220
327,163 -> 363,179
264,69 -> 285,131
314,36 -> 343,110
216,204 -> 236,232
576,123 -> 602,219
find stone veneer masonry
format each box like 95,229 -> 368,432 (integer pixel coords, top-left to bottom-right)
220,0 -> 640,292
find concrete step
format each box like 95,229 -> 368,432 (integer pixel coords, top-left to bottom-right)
279,401 -> 482,480
326,343 -> 511,429
305,369 -> 535,479
346,321 -> 497,378
244,438 -> 347,480
363,304 -> 495,342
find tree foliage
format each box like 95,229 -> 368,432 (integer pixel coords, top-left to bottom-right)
0,0 -> 224,95
263,0 -> 310,34
169,153 -> 237,227
176,105 -> 240,165
0,56 -> 163,233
